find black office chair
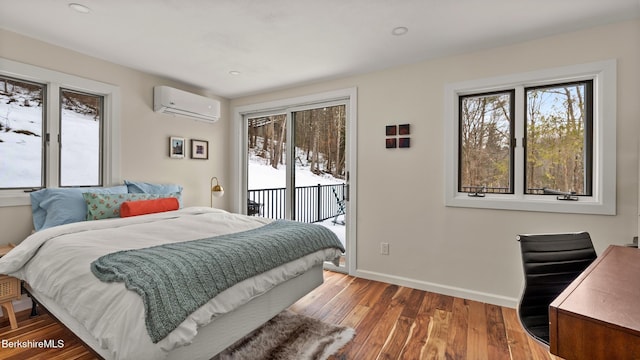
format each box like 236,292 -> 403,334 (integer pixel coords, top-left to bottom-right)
516,232 -> 597,346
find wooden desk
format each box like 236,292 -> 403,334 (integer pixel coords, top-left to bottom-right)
549,245 -> 640,359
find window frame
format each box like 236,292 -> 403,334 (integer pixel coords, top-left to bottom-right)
0,58 -> 121,207
458,89 -> 516,195
58,87 -> 105,187
523,80 -> 594,197
444,60 -> 616,215
0,75 -> 47,190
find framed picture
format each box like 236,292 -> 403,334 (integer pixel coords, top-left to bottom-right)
399,124 -> 411,135
386,125 -> 397,136
385,138 -> 397,149
399,137 -> 411,148
169,137 -> 185,158
190,139 -> 209,160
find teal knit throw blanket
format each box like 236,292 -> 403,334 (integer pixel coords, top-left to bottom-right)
90,220 -> 344,343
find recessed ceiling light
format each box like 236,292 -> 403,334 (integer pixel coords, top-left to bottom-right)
391,26 -> 408,36
228,70 -> 241,76
68,3 -> 91,14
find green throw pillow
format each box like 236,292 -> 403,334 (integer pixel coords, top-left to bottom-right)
83,192 -> 178,220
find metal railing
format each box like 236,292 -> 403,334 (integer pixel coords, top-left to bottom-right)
247,183 -> 346,223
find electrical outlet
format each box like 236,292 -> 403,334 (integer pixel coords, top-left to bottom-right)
380,242 -> 389,255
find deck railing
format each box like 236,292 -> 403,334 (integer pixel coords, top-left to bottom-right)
247,183 -> 346,223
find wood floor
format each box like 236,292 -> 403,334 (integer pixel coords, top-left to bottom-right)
292,271 -> 559,360
0,310 -> 96,360
0,271 -> 560,359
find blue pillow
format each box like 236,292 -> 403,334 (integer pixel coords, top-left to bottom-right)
31,185 -> 128,231
124,180 -> 183,206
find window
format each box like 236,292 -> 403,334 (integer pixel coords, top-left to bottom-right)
0,58 -> 120,207
0,76 -> 45,189
459,90 -> 515,194
59,89 -> 104,186
524,81 -> 592,197
445,60 -> 616,215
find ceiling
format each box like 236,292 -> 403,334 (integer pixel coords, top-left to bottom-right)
1,0 -> 639,99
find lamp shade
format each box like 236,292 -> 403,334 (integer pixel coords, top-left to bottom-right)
210,177 -> 224,207
212,184 -> 224,197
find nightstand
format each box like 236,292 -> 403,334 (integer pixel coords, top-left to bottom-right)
0,244 -> 19,329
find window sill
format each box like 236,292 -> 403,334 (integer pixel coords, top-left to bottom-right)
0,193 -> 31,208
445,194 -> 615,215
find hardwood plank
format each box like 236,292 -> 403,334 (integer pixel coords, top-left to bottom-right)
502,306 -> 536,360
433,292 -> 455,313
377,289 -> 427,359
486,303 -> 511,360
400,288 -> 426,319
397,290 -> 440,359
0,271 -> 563,360
445,297 -> 469,359
352,286 -> 413,359
315,277 -> 374,323
288,282 -> 344,316
422,309 -> 452,359
337,283 -> 399,358
339,304 -> 370,329
289,271 -> 350,314
527,335 -> 554,360
376,315 -> 414,360
329,280 -> 393,359
466,299 -> 490,360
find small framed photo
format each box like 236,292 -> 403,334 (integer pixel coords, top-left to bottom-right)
190,139 -> 209,160
399,137 -> 411,148
385,138 -> 397,149
399,124 -> 411,135
169,137 -> 185,158
386,125 -> 397,136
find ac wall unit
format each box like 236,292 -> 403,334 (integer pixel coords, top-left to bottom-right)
153,85 -> 220,123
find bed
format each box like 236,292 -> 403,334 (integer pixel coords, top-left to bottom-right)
0,187 -> 344,360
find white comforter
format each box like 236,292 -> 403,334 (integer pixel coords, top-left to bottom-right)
0,207 -> 341,360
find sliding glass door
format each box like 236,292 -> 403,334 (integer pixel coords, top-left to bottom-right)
245,101 -> 349,271
246,113 -> 288,219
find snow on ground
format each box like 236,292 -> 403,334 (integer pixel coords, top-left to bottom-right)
319,215 -> 346,249
0,92 -> 99,187
247,138 -> 344,189
0,99 -> 44,187
248,159 -> 344,189
248,147 -> 346,248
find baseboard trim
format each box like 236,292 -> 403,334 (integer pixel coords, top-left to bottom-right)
354,269 -> 518,308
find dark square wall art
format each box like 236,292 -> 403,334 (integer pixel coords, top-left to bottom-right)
385,123 -> 411,149
386,125 -> 397,136
386,138 -> 397,148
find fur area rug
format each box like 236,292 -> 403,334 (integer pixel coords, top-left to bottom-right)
213,310 -> 355,360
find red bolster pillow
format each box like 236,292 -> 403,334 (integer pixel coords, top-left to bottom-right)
120,197 -> 179,218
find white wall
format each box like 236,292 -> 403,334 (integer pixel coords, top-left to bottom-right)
231,19 -> 640,306
0,29 -> 231,243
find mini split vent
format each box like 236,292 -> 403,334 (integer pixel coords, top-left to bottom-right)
153,85 -> 220,123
